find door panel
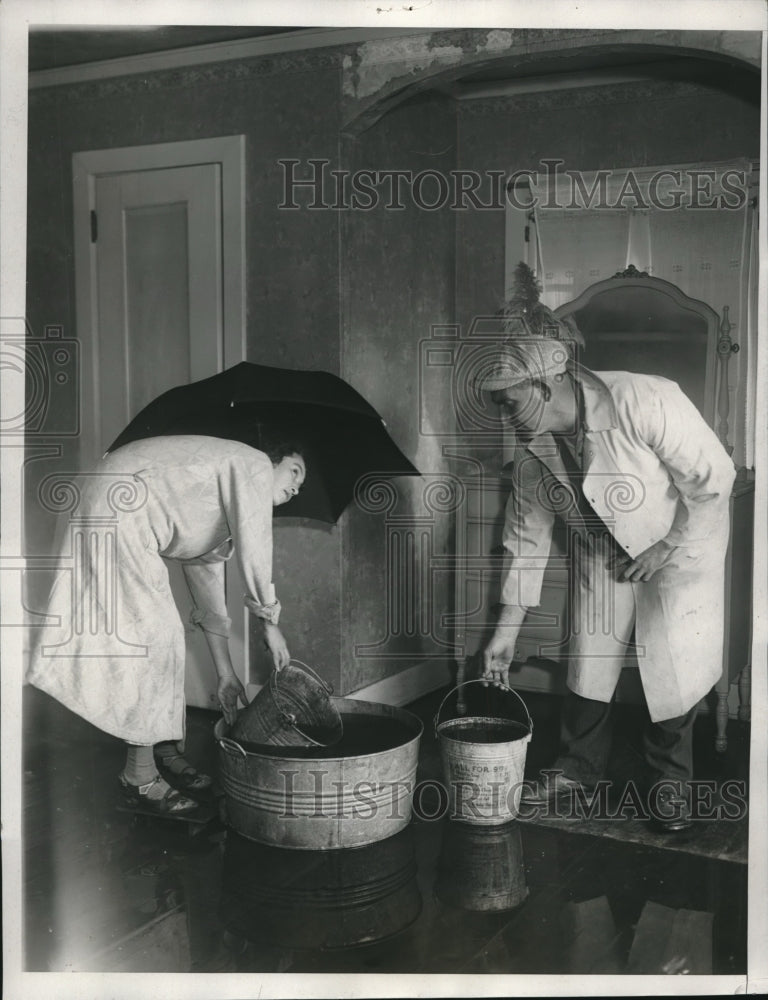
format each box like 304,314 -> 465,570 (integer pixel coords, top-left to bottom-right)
95,164 -> 222,453
123,201 -> 191,414
94,163 -> 235,710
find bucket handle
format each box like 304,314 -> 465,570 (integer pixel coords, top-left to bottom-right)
433,680 -> 533,739
218,735 -> 248,758
268,658 -> 335,729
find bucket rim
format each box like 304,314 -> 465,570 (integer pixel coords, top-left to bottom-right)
219,717 -> 344,755
436,715 -> 532,741
271,658 -> 334,699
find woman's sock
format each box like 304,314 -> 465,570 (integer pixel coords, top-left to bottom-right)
123,744 -> 159,786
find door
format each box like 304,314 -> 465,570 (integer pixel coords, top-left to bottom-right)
88,160 -> 244,709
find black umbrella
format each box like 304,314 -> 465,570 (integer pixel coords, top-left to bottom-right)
107,362 -> 419,523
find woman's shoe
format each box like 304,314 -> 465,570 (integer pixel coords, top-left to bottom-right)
119,772 -> 200,815
167,766 -> 213,793
154,755 -> 214,793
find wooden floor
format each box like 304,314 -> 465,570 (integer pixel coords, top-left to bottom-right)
22,684 -> 749,975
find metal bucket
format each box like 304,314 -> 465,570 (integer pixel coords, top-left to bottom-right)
229,659 -> 343,748
435,820 -> 528,912
216,696 -> 423,850
219,827 -> 421,949
435,680 -> 533,825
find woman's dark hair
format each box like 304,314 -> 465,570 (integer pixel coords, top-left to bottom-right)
256,424 -> 309,466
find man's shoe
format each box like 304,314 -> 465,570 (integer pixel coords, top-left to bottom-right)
521,771 -> 592,807
649,784 -> 693,833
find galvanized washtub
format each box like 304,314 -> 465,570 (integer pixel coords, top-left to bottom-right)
216,696 -> 423,850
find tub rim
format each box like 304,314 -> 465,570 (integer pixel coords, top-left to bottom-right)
216,695 -> 424,762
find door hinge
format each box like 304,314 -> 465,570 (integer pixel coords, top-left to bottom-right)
90,210 -> 98,243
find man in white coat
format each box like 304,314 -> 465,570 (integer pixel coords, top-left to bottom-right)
480,337 -> 736,832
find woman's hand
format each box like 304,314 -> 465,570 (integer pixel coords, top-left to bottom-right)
262,622 -> 291,671
217,672 -> 249,727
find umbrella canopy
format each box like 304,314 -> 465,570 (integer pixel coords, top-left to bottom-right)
107,362 -> 419,523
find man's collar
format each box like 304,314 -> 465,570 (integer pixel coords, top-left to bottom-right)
569,364 -> 617,432
516,364 -> 617,454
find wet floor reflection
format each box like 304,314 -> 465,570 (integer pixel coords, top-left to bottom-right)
24,803 -> 744,975
22,689 -> 748,976
220,827 -> 422,951
435,821 -> 528,912
22,781 -> 743,976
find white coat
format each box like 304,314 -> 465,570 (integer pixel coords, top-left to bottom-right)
500,369 -> 736,721
26,436 -> 280,745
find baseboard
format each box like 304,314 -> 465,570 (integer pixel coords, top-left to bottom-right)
340,657 -> 746,721
345,659 -> 453,708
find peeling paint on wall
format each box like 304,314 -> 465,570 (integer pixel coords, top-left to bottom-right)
476,29 -> 514,55
340,26 -> 760,134
344,35 -> 464,100
342,54 -> 355,98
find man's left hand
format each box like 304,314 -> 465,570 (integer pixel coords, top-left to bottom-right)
614,539 -> 677,583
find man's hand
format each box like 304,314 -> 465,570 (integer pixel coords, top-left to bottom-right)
481,605 -> 527,688
217,671 -> 248,726
482,633 -> 517,688
262,622 -> 291,670
614,539 -> 678,583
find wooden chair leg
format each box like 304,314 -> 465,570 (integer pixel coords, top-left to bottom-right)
715,690 -> 729,754
456,659 -> 467,715
738,664 -> 751,722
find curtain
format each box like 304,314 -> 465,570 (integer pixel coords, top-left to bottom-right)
522,160 -> 758,468
534,208 -> 629,309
